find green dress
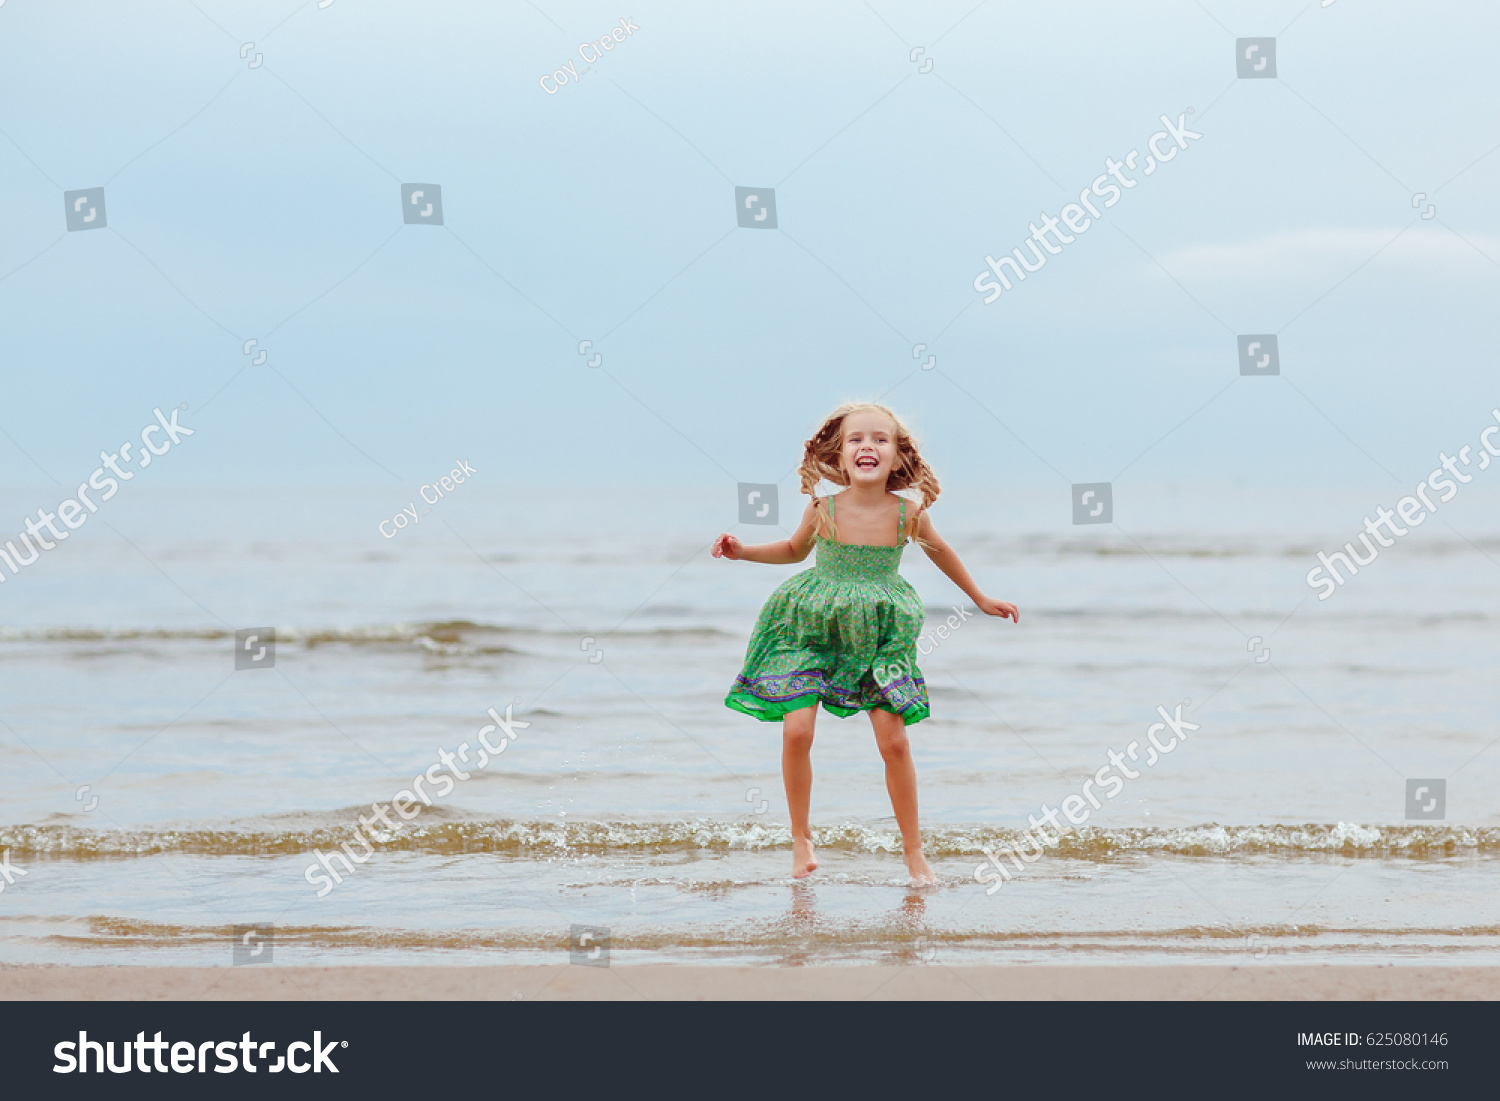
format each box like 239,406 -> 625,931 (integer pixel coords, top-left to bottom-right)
725,496 -> 930,725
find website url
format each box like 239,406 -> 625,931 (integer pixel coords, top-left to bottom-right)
1306,1058 -> 1448,1071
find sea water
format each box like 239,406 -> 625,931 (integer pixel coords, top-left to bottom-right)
1,483 -> 1496,967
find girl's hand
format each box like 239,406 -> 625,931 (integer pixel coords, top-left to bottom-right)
712,533 -> 743,560
977,596 -> 1019,622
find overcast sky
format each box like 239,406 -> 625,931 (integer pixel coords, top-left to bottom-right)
1,0 -> 1497,507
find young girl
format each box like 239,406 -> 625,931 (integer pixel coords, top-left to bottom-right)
712,402 -> 1019,884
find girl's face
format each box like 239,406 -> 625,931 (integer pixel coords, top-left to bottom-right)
839,411 -> 899,487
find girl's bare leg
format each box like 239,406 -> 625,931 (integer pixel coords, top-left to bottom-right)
871,709 -> 936,884
781,706 -> 818,878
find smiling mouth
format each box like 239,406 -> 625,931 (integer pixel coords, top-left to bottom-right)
854,456 -> 878,471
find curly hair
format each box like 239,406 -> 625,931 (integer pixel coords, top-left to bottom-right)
797,402 -> 940,543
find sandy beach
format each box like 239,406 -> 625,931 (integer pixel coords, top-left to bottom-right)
4,965 -> 1497,1001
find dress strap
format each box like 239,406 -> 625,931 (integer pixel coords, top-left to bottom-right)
827,495 -> 835,521
897,498 -> 906,545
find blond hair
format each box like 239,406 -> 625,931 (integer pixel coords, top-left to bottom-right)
797,402 -> 940,543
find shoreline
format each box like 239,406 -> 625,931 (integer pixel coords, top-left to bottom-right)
3,964 -> 1496,1001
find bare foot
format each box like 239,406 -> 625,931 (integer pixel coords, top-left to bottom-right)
905,848 -> 937,886
792,836 -> 818,879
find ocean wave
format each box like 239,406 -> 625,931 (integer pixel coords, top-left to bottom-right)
0,620 -> 734,649
2,609 -> 1492,651
8,914 -> 1500,956
3,819 -> 1496,860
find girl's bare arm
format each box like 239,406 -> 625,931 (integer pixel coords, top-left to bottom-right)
914,510 -> 1019,621
712,499 -> 821,564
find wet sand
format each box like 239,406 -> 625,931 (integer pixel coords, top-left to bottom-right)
3,964 -> 1496,1000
